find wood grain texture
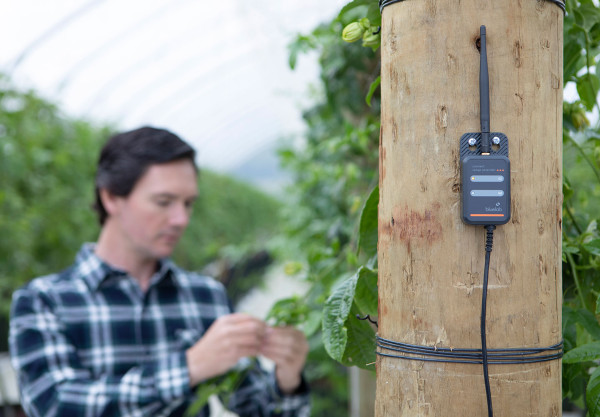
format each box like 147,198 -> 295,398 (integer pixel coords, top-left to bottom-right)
376,1 -> 563,415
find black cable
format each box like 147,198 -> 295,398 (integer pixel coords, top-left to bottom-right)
546,0 -> 566,13
378,0 -> 407,12
375,224 -> 562,365
374,222 -> 562,415
376,338 -> 563,364
482,224 -> 495,417
378,0 -> 565,14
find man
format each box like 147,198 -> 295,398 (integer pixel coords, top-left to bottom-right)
9,127 -> 310,416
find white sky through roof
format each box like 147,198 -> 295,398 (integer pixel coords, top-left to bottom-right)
1,0 -> 346,172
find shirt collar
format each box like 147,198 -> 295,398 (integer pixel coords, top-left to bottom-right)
74,243 -> 177,291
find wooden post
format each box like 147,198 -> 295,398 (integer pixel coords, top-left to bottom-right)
377,1 -> 563,416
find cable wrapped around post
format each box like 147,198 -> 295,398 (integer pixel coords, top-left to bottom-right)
376,336 -> 563,364
378,0 -> 566,14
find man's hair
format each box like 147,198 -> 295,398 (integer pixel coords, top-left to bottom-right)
93,126 -> 197,225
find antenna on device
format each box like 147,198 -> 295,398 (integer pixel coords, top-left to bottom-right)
479,25 -> 491,154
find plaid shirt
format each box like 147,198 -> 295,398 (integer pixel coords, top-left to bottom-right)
9,244 -> 310,417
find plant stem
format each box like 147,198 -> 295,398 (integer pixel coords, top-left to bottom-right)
567,135 -> 600,184
566,251 -> 589,311
564,201 -> 583,235
584,31 -> 600,115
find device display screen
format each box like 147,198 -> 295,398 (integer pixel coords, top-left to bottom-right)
461,155 -> 511,225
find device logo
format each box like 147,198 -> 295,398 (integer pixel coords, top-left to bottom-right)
485,202 -> 503,212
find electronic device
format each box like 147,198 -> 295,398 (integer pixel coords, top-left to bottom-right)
461,26 -> 511,225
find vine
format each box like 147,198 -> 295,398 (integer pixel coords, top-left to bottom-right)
283,0 -> 600,414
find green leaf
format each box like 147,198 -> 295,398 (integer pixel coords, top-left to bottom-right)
577,73 -> 600,111
366,3 -> 382,27
587,367 -> 600,415
573,9 -> 585,29
576,309 -> 600,340
590,22 -> 600,45
186,370 -> 243,416
564,40 -> 585,81
563,178 -> 575,201
354,266 -> 378,317
562,241 -> 580,255
583,239 -> 600,256
338,1 -> 381,36
266,295 -> 310,327
322,266 -> 377,363
358,186 -> 378,256
288,35 -> 316,70
304,310 -> 322,337
577,4 -> 600,30
564,342 -> 600,363
567,23 -> 588,48
563,361 -> 587,404
585,220 -> 599,237
322,273 -> 359,361
342,303 -> 376,370
366,75 -> 380,107
338,0 -> 372,22
561,311 -> 575,351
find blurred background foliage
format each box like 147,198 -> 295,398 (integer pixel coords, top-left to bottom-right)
0,0 -> 379,411
283,0 -> 600,415
0,76 -> 281,346
273,2 -> 381,412
558,1 -> 600,415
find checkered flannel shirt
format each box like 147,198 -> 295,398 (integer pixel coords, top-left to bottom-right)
9,244 -> 310,417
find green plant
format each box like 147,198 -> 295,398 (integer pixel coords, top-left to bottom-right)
559,1 -> 600,414
272,2 -> 383,413
283,0 -> 600,415
283,0 -> 381,373
0,75 -> 285,334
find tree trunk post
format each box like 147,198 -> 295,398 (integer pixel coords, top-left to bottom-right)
377,1 -> 563,416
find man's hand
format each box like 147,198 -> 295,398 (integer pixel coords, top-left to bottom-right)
186,313 -> 266,386
260,326 -> 309,394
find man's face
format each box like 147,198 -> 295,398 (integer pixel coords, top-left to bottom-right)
109,159 -> 198,260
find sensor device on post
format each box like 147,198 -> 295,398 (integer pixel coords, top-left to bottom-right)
461,153 -> 510,225
460,25 -> 511,226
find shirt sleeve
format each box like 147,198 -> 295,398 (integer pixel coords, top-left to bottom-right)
222,359 -> 311,417
9,286 -> 192,417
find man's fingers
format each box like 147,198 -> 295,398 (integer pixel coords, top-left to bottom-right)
261,337 -> 303,355
260,327 -> 309,367
260,346 -> 295,364
263,327 -> 307,349
261,341 -> 307,362
233,332 -> 266,349
210,314 -> 267,340
221,313 -> 264,326
186,314 -> 275,385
